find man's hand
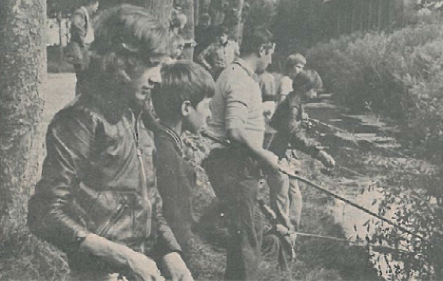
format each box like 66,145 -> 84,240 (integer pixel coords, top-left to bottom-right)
127,252 -> 165,281
162,252 -> 194,281
80,234 -> 165,281
261,150 -> 280,171
317,150 -> 335,168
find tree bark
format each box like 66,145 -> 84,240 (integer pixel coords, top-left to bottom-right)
0,0 -> 46,222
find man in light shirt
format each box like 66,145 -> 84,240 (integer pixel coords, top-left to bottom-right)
203,27 -> 279,281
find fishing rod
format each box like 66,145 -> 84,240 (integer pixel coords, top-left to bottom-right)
281,168 -> 441,249
200,130 -> 441,251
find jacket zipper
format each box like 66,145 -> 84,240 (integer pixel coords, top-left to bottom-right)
131,111 -> 153,239
98,202 -> 128,237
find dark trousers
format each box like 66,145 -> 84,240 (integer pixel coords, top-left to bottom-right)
203,148 -> 264,281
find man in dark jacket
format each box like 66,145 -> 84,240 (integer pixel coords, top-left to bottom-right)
28,5 -> 192,281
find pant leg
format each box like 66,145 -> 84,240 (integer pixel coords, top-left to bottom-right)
262,233 -> 290,273
288,179 -> 302,232
203,150 -> 264,281
267,168 -> 292,230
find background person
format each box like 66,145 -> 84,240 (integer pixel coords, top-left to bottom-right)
66,0 -> 99,96
197,25 -> 240,80
277,53 -> 306,104
267,70 -> 335,246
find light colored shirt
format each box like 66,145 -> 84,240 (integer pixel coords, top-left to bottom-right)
197,40 -> 240,72
278,76 -> 292,104
209,59 -> 265,149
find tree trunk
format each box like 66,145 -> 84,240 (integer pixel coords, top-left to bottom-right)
175,0 -> 195,60
0,0 -> 46,222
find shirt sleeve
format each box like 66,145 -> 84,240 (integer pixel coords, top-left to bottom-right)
287,105 -> 321,157
224,75 -> 253,130
278,77 -> 293,102
197,43 -> 214,70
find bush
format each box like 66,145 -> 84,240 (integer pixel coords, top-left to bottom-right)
307,20 -> 443,161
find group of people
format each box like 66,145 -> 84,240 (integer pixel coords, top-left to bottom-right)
29,3 -> 335,281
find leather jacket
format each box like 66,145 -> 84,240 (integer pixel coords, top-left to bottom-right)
28,87 -> 181,272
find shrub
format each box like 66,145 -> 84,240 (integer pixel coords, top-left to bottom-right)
307,20 -> 443,161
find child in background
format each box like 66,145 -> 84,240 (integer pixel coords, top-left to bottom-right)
151,61 -> 215,263
267,70 -> 335,248
171,34 -> 186,61
277,53 -> 306,104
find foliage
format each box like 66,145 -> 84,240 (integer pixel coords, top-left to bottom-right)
357,154 -> 443,280
307,20 -> 443,161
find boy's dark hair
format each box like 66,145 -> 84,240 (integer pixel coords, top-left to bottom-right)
215,25 -> 230,37
240,27 -> 273,55
292,70 -> 322,94
90,4 -> 170,81
152,61 -> 215,121
284,53 -> 306,75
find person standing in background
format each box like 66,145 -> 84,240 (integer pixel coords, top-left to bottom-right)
277,53 -> 306,104
66,0 -> 99,96
197,25 -> 240,80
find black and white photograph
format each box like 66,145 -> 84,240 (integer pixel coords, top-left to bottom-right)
1,0 -> 443,280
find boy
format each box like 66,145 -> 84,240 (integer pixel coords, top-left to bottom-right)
151,61 -> 215,260
197,25 -> 240,79
267,70 -> 335,245
277,53 -> 306,104
28,5 -> 192,281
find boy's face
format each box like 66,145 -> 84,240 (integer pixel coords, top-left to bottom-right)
89,2 -> 99,14
290,63 -> 304,79
172,42 -> 185,59
184,98 -> 212,133
126,56 -> 167,109
219,33 -> 228,44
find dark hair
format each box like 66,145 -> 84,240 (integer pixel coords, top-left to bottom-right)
215,25 -> 230,36
152,61 -> 215,121
89,4 -> 171,82
240,26 -> 273,55
292,70 -> 318,94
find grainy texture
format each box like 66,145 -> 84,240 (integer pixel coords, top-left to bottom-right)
0,0 -> 46,222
